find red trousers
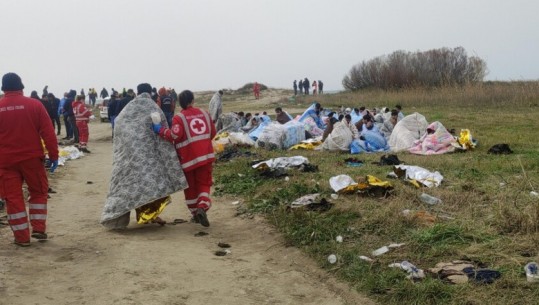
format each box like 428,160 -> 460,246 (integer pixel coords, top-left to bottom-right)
76,121 -> 89,147
183,163 -> 213,216
0,158 -> 48,242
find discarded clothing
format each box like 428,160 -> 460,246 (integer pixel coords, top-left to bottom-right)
344,157 -> 364,167
290,194 -> 333,212
428,260 -> 475,284
462,267 -> 501,284
217,146 -> 255,161
488,143 -> 513,154
374,154 -> 402,166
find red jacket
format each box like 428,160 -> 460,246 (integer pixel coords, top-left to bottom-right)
159,106 -> 216,172
0,91 -> 59,166
73,100 -> 92,121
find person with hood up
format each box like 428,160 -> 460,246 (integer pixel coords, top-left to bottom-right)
101,83 -> 188,229
0,73 -> 59,247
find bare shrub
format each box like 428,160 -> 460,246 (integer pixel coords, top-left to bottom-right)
342,47 -> 487,90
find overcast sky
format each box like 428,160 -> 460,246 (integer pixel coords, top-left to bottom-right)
1,0 -> 538,95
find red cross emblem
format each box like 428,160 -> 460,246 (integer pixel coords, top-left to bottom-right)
190,118 -> 207,135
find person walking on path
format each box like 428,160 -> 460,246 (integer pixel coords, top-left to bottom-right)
101,83 -> 188,229
0,72 -> 59,247
154,90 -> 216,227
298,79 -> 303,95
293,80 -> 298,96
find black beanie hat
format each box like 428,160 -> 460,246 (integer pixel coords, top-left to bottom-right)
137,83 -> 152,95
68,90 -> 77,99
1,73 -> 25,91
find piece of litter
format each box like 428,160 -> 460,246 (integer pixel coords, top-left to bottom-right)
388,243 -> 406,248
372,246 -> 390,256
215,250 -> 228,256
328,254 -> 337,264
359,256 -> 374,262
336,236 -> 343,243
330,194 -> 339,200
525,262 -> 539,283
231,201 -> 240,205
531,191 -> 539,198
238,173 -> 245,177
285,176 -> 290,181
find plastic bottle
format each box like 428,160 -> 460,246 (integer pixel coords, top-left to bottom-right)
327,254 -> 337,264
525,262 -> 539,282
150,112 -> 161,124
419,193 -> 442,205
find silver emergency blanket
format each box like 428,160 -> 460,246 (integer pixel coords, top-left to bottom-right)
218,112 -> 242,133
101,93 -> 188,229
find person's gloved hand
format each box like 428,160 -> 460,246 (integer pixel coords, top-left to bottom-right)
50,160 -> 59,173
152,123 -> 162,134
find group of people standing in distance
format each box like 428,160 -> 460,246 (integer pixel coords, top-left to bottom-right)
293,78 -> 323,96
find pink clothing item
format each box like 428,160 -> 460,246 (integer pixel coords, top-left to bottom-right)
409,121 -> 456,155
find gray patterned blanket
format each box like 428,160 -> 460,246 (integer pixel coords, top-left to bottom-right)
101,93 -> 188,229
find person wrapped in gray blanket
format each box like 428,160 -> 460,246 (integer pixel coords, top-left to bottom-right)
101,83 -> 188,229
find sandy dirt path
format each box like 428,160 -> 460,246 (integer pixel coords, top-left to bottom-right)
0,121 -> 374,305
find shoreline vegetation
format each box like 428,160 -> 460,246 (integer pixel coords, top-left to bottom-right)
212,81 -> 539,305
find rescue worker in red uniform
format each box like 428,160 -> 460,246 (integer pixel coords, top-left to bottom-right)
0,73 -> 59,247
253,82 -> 260,99
153,90 -> 216,227
72,94 -> 93,153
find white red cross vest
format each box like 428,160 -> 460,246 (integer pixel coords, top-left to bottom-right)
173,107 -> 215,172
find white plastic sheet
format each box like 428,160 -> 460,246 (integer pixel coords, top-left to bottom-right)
394,165 -> 443,188
329,174 -> 356,192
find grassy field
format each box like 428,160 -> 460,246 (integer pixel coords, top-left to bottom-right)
212,82 -> 539,305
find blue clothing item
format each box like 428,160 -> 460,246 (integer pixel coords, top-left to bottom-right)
298,103 -> 325,129
163,112 -> 173,128
361,125 -> 389,151
249,115 -> 271,140
58,98 -> 66,116
351,112 -> 363,125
